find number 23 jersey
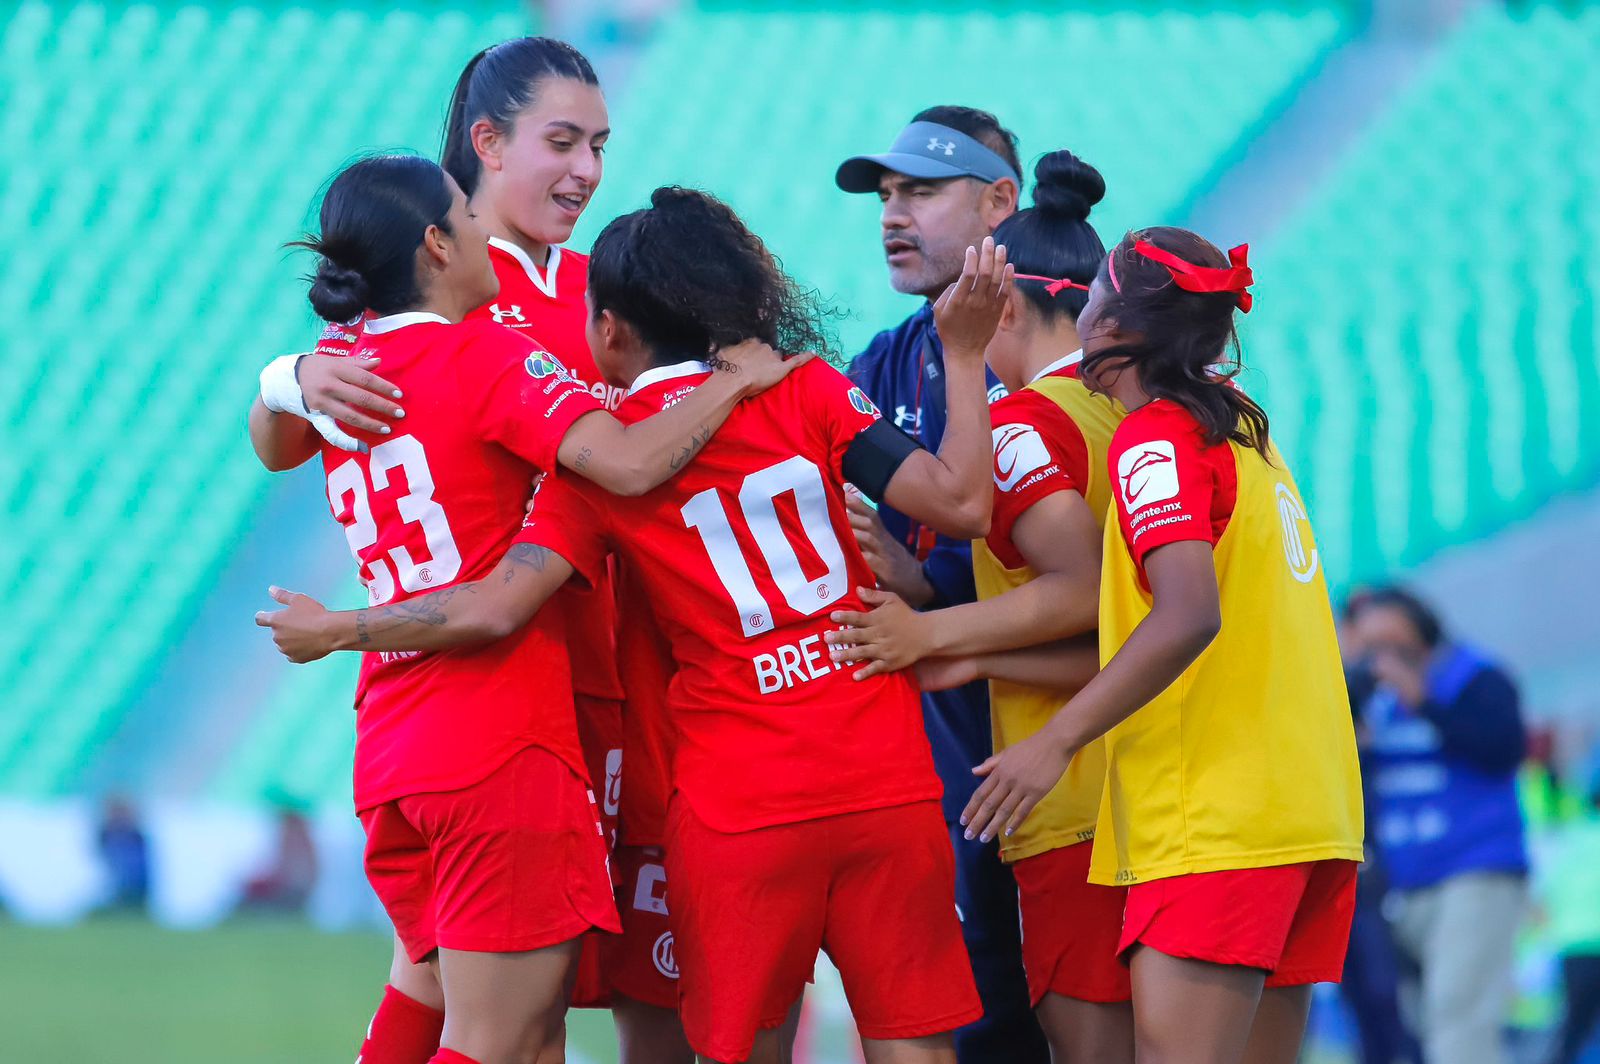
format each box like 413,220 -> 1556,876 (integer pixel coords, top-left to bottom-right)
517,358 -> 942,833
321,312 -> 602,812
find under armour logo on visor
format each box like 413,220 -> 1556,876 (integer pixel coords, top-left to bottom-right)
927,137 -> 955,156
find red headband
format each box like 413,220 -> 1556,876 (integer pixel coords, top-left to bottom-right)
1131,239 -> 1254,312
1014,273 -> 1090,296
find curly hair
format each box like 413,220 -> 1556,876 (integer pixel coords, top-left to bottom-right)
587,186 -> 839,366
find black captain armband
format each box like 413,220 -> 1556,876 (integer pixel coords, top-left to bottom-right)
841,420 -> 923,502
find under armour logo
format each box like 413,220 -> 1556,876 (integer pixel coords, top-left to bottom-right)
490,303 -> 525,324
927,137 -> 955,156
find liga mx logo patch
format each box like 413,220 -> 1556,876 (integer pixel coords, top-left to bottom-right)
524,351 -> 570,381
847,386 -> 879,417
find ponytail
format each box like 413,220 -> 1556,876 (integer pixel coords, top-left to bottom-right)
439,37 -> 599,196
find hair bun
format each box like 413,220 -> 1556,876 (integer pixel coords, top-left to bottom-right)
308,257 -> 370,323
1031,150 -> 1105,223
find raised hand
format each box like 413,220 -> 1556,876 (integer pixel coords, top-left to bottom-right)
932,235 -> 1013,357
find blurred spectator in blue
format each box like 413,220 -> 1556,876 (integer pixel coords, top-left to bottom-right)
95,796 -> 150,912
1539,741 -> 1600,1064
1338,591 -> 1423,1064
1345,586 -> 1528,1064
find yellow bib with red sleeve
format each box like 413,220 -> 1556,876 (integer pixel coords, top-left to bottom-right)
1089,402 -> 1364,885
972,371 -> 1123,862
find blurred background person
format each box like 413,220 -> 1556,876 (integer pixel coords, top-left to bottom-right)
1536,740 -> 1600,1064
95,797 -> 151,914
834,107 -> 1046,1063
236,799 -> 319,915
1346,587 -> 1530,1064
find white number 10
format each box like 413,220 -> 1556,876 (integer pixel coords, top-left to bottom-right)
326,435 -> 463,606
681,456 -> 851,638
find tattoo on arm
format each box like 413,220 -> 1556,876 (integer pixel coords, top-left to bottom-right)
356,584 -> 479,640
669,425 -> 715,472
502,542 -> 552,584
572,446 -> 592,472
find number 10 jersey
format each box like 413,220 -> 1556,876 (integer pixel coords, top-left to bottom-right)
517,358 -> 942,833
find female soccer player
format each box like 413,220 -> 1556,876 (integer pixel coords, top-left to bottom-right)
822,150 -> 1134,1064
258,188 -> 1013,1064
958,227 -> 1364,1064
251,156 -> 803,1064
249,37 -> 641,1057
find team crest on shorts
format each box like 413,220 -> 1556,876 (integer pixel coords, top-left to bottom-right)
652,931 -> 680,979
524,351 -> 570,382
847,386 -> 879,417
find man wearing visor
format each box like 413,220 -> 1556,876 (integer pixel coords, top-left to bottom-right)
837,107 -> 1047,1063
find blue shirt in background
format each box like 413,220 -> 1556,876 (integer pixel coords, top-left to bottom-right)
1362,643 -> 1529,891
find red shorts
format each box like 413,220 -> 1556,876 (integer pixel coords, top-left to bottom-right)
666,797 -> 981,1063
569,696 -> 625,1009
604,844 -> 679,1010
1013,841 -> 1131,1005
1118,859 -> 1357,986
359,744 -> 621,964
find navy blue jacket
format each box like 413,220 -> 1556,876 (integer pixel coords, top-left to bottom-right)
850,302 -> 1007,822
1360,644 -> 1528,890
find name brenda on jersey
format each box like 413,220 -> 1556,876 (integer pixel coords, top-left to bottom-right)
752,622 -> 853,695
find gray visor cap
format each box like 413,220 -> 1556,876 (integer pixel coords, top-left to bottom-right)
836,120 -> 1020,193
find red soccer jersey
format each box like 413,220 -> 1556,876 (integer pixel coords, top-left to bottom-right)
612,558 -> 679,846
319,312 -> 603,811
308,239 -> 625,702
984,358 -> 1092,569
517,358 -> 942,833
1106,399 -> 1239,585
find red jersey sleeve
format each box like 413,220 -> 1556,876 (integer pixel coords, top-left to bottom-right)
311,314 -> 368,357
1108,400 -> 1235,575
513,471 -> 610,589
795,359 -> 885,478
463,323 -> 604,473
986,388 -> 1091,568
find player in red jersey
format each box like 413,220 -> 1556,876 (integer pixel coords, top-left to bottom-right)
258,188 -> 1012,1064
250,38 -> 634,1056
249,158 -> 803,1064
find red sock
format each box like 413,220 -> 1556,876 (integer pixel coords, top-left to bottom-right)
358,985 -> 444,1064
427,1051 -> 481,1064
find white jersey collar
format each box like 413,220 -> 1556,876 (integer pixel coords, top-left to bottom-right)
1031,349 -> 1083,383
488,236 -> 562,299
365,311 -> 451,335
626,360 -> 712,398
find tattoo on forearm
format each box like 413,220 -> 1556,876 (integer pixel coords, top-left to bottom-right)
358,584 -> 479,639
572,446 -> 593,471
502,542 -> 551,584
669,425 -> 715,472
